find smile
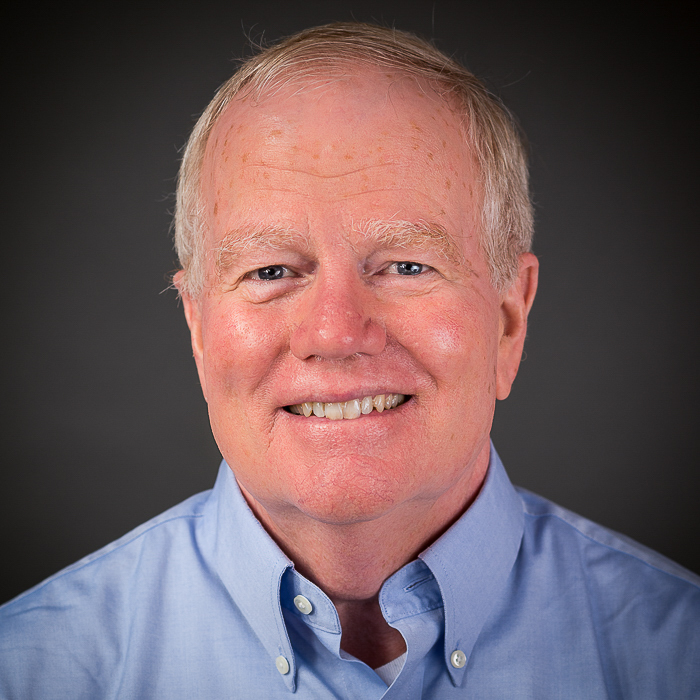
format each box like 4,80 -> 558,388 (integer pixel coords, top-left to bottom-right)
286,394 -> 408,419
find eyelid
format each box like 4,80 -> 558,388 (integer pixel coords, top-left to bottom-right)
382,261 -> 432,274
246,265 -> 297,281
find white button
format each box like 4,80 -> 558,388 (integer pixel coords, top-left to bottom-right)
293,594 -> 313,615
275,655 -> 290,675
450,650 -> 466,668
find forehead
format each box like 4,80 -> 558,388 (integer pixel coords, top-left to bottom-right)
202,69 -> 481,247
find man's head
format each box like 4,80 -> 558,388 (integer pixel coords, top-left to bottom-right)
174,22 -> 533,300
173,23 -> 537,538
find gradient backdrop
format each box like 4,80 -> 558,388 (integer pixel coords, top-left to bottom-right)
3,1 -> 698,604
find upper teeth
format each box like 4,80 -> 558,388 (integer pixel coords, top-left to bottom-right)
287,394 -> 406,419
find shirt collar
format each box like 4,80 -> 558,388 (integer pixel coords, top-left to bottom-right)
419,442 -> 525,686
198,463 -> 298,692
198,442 -> 524,691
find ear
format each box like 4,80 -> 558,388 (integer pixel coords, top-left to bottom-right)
173,271 -> 208,402
496,252 -> 539,400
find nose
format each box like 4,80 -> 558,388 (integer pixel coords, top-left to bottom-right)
290,272 -> 386,361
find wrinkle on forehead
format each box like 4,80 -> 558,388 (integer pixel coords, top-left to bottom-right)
206,70 -> 468,180
243,161 -> 404,181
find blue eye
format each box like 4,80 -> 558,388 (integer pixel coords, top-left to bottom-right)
395,262 -> 425,275
252,265 -> 289,281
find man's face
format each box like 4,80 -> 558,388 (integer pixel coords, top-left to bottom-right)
183,71 -> 532,527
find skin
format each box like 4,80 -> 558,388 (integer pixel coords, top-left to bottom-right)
177,69 -> 538,667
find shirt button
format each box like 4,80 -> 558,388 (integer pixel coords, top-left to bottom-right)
293,594 -> 313,615
450,650 -> 467,669
275,656 -> 290,675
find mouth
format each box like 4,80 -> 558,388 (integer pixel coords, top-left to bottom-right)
285,393 -> 409,420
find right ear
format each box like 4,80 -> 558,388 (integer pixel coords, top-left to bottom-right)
173,271 -> 208,402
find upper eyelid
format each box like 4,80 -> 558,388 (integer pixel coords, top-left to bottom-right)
382,261 -> 432,272
245,264 -> 297,280
242,259 -> 432,278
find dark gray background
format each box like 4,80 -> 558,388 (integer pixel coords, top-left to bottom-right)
3,1 -> 698,605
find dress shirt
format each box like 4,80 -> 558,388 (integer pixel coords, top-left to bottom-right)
1,445 -> 698,698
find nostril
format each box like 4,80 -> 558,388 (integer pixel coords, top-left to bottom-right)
290,318 -> 386,361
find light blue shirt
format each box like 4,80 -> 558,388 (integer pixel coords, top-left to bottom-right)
1,446 -> 698,698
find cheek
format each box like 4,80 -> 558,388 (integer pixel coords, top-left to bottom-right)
201,303 -> 288,394
397,297 -> 500,391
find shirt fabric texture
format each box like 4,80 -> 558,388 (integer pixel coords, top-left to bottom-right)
1,445 -> 698,698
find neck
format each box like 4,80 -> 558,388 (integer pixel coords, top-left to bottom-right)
239,448 -> 489,668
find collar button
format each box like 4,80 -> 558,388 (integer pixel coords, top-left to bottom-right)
450,650 -> 466,669
293,594 -> 313,615
275,656 -> 290,675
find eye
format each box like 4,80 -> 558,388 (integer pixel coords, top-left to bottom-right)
248,265 -> 294,281
388,261 -> 429,276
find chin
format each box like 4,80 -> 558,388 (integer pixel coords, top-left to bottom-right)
287,455 -> 417,525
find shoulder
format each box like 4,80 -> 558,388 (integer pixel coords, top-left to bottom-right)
516,486 -> 700,589
516,487 -> 700,668
512,488 -> 700,695
0,489 -> 213,697
0,489 -> 224,698
2,488 -> 212,614
0,490 -> 211,655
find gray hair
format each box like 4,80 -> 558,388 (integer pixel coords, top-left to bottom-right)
174,22 -> 533,297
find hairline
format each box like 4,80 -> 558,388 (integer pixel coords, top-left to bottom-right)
174,23 -> 533,299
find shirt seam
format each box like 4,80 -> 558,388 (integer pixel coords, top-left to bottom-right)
575,529 -> 621,700
383,600 -> 445,626
2,512 -> 206,609
522,510 -> 700,591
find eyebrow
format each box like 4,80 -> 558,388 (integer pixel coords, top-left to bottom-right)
214,218 -> 465,276
353,219 -> 464,264
215,225 -> 310,275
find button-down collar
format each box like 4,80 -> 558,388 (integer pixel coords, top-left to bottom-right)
198,442 -> 524,692
197,464 -> 298,691
419,443 -> 524,686
4,444 -> 697,697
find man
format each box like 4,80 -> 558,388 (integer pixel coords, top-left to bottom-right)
1,22 -> 698,699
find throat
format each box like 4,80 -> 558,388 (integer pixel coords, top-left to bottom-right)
336,596 -> 407,669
